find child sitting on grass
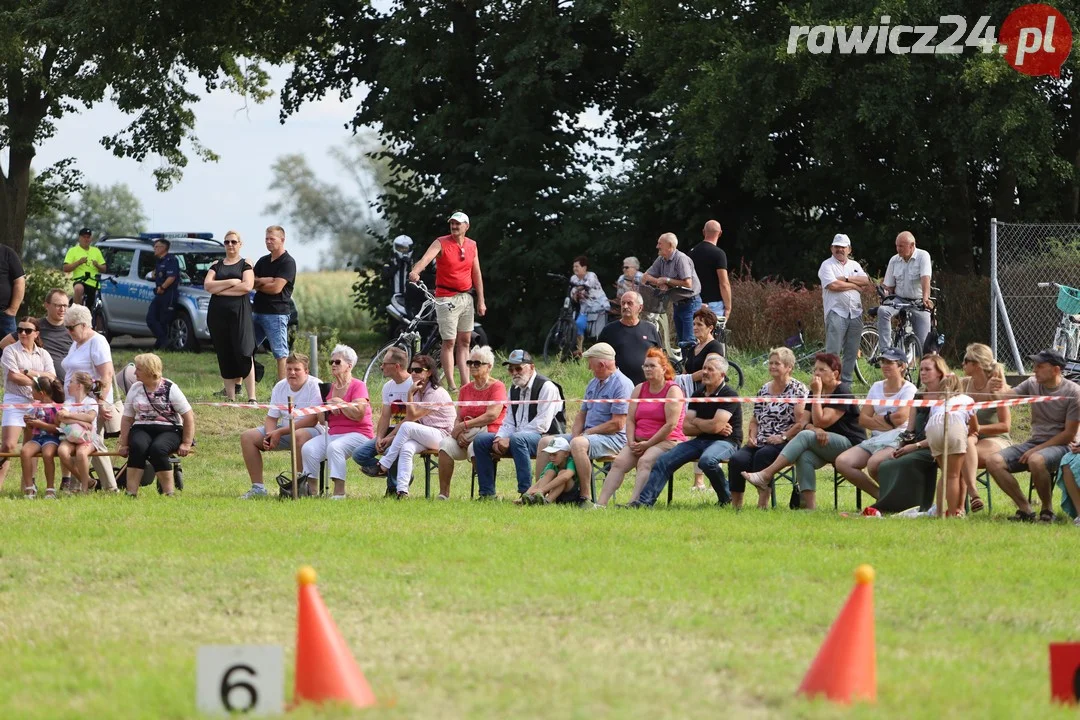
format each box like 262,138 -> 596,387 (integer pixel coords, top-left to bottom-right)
21,377 -> 66,499
519,436 -> 579,505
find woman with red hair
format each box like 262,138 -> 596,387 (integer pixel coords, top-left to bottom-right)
598,347 -> 686,506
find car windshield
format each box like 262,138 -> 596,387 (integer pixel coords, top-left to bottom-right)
177,252 -> 223,286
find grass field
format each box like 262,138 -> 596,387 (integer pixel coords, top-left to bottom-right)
1,336 -> 1077,718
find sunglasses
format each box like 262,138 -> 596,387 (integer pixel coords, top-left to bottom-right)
459,247 -> 466,261
17,327 -> 36,334
223,240 -> 240,245
507,365 -> 524,373
465,360 -> 484,367
408,367 -> 425,374
64,324 -> 81,330
330,359 -> 345,365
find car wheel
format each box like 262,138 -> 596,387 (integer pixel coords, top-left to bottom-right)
168,312 -> 199,352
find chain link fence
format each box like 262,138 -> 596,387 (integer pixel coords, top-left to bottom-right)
991,220 -> 1080,372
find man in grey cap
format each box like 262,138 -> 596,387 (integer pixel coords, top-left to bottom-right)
471,349 -> 564,499
408,210 -> 486,391
986,349 -> 1080,522
817,233 -> 870,383
535,342 -> 632,507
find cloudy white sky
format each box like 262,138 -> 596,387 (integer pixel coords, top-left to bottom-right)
33,67 -> 359,270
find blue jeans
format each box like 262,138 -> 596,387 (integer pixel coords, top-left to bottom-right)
253,312 -> 290,359
0,313 -> 15,338
472,431 -> 541,495
352,437 -> 399,493
672,295 -> 702,345
706,300 -> 726,318
640,436 -> 739,506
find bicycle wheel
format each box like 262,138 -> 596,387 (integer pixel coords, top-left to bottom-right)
855,326 -> 879,386
726,359 -> 744,390
901,333 -> 923,383
364,340 -> 412,384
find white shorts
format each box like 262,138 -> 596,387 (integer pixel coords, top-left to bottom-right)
926,415 -> 969,457
2,392 -> 30,428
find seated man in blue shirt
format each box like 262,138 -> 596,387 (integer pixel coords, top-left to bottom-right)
147,238 -> 180,349
534,342 -> 633,508
632,354 -> 742,507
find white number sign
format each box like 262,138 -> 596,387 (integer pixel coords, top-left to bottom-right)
196,645 -> 284,716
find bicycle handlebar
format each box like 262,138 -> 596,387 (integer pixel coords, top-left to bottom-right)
408,281 -> 455,309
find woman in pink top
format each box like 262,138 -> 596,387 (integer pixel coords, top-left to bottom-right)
598,347 -> 686,506
300,345 -> 373,499
362,354 -> 455,498
437,345 -> 507,499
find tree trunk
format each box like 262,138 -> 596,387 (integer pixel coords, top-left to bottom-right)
2,58 -> 48,255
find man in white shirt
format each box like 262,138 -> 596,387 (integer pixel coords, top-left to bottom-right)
352,346 -> 413,495
818,234 -> 871,384
878,230 -> 933,353
239,353 -> 323,498
471,349 -> 563,498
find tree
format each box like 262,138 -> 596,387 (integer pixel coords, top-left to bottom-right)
283,0 -> 634,346
24,182 -> 147,267
0,1 -> 315,254
265,134 -> 390,269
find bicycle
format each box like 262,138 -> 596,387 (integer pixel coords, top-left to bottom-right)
542,272 -> 587,363
750,320 -> 868,385
640,285 -> 743,389
1038,281 -> 1080,360
363,282 -> 453,383
862,285 -> 925,384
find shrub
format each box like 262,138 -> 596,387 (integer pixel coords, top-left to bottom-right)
19,266 -> 71,317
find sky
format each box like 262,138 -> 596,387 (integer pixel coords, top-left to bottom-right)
33,67 -> 359,270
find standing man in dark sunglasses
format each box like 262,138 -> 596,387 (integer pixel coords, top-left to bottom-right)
408,210 -> 486,392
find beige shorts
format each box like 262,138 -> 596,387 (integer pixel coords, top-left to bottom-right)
438,427 -> 482,461
926,415 -> 970,457
436,292 -> 475,340
976,435 -> 1011,453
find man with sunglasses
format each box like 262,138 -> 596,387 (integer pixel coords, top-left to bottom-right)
407,210 -> 486,392
472,350 -> 564,499
352,346 -> 413,495
0,288 -> 69,379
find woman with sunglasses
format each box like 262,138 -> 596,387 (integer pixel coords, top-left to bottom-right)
298,345 -> 373,499
436,345 -> 506,499
60,303 -> 119,491
361,355 -> 455,498
0,317 -> 56,491
204,230 -> 257,402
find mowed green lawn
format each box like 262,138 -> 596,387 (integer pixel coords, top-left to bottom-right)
1,347 -> 1078,719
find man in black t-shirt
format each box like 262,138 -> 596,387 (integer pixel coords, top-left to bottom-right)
598,291 -> 661,386
688,219 -> 731,321
0,244 -> 26,338
253,225 -> 297,381
635,355 -> 742,506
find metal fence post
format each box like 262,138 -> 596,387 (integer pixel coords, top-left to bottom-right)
308,333 -> 318,373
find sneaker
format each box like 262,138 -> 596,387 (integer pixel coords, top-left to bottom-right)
577,498 -> 599,509
239,485 -> 268,499
861,507 -> 882,518
1073,516 -> 1080,527
329,494 -> 347,501
396,490 -> 409,500
59,476 -> 74,493
436,494 -> 449,501
475,494 -> 498,502
617,499 -> 647,509
361,464 -> 385,478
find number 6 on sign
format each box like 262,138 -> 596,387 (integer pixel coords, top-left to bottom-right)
197,645 -> 284,716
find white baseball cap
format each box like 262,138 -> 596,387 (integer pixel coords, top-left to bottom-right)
449,211 -> 470,224
831,233 -> 851,247
541,436 -> 571,454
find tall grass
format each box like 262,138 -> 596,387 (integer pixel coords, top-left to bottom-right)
293,271 -> 371,334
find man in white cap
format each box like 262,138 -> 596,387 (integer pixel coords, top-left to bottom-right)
534,342 -> 632,508
817,233 -> 870,383
408,210 -> 487,391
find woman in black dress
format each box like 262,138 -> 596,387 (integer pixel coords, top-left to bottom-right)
204,230 -> 256,401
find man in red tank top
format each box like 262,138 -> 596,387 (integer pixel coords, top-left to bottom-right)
408,211 -> 487,390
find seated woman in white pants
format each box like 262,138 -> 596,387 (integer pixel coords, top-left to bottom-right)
437,345 -> 506,499
361,354 -> 455,498
300,345 -> 374,499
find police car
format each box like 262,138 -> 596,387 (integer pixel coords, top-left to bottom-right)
91,232 -> 298,352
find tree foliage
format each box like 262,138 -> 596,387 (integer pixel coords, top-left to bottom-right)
0,0 -> 312,254
24,182 -> 147,267
265,133 -> 390,270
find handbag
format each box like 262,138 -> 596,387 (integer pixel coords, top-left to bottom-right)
59,422 -> 94,445
100,378 -> 124,437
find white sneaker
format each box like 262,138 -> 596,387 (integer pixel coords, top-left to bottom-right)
436,494 -> 449,501
239,485 -> 268,499
1073,516 -> 1080,527
329,494 -> 346,501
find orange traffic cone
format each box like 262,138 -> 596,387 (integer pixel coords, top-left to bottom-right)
294,566 -> 377,709
796,564 -> 876,704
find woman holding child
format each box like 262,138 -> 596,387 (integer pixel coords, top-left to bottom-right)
596,347 -> 685,506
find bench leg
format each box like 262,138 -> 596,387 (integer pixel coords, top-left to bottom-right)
319,459 -> 328,496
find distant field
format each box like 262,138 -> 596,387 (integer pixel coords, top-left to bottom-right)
293,271 -> 373,340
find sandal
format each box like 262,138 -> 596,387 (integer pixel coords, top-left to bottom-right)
743,471 -> 771,492
44,488 -> 57,500
969,497 -> 984,513
1007,509 -> 1036,523
23,487 -> 36,499
1038,508 -> 1056,523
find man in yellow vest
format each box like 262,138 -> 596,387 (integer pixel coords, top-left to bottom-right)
63,228 -> 106,307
